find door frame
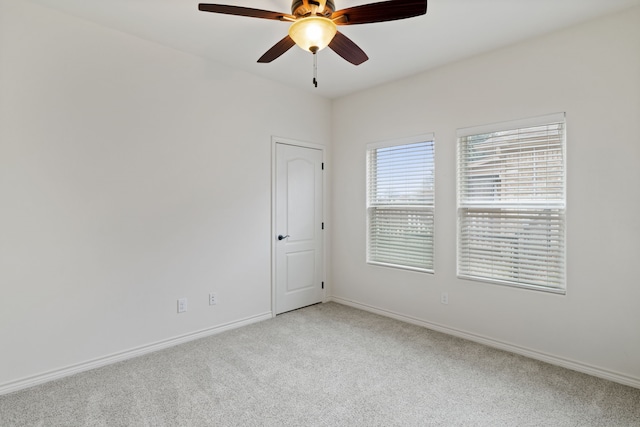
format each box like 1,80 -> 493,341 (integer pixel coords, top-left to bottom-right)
271,136 -> 327,317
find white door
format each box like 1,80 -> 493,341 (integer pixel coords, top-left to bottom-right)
274,142 -> 324,314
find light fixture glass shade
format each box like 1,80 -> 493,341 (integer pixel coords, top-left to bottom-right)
288,17 -> 337,53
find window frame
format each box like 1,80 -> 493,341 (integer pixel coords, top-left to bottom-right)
456,113 -> 566,294
366,134 -> 435,273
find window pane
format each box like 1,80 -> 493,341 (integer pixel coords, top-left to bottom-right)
369,142 -> 434,205
459,123 -> 564,208
369,207 -> 434,270
458,209 -> 565,289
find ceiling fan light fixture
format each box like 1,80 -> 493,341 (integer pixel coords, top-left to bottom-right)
288,16 -> 337,53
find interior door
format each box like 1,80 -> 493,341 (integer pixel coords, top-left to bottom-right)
275,142 -> 324,314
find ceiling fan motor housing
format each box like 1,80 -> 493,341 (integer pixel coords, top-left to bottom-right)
291,0 -> 335,17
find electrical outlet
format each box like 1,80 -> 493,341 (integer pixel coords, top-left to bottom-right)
177,298 -> 188,313
441,292 -> 449,305
209,293 -> 217,306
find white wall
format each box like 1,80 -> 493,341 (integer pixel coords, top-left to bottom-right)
330,7 -> 640,385
0,0 -> 331,389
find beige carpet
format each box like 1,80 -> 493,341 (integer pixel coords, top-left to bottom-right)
1,302 -> 639,426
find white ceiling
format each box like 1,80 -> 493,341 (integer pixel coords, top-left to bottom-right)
29,0 -> 640,99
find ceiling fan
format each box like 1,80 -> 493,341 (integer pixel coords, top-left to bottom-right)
198,0 -> 428,67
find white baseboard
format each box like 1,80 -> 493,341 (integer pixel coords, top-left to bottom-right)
0,311 -> 272,396
329,296 -> 640,390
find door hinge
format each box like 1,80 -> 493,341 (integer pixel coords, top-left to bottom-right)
322,282 -> 324,289
322,162 -> 324,170
321,222 -> 324,230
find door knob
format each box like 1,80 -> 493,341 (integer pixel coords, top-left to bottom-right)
277,234 -> 290,241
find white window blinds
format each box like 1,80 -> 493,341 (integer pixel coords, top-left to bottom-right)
457,113 -> 566,292
367,135 -> 435,272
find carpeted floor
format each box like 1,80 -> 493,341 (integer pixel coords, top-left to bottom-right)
1,302 -> 639,426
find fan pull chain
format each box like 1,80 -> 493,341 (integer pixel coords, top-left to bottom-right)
313,53 -> 318,87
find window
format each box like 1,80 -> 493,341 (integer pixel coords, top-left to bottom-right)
457,113 -> 566,293
366,134 -> 435,272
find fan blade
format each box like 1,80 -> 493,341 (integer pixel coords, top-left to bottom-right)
328,31 -> 368,65
332,0 -> 427,25
257,36 -> 296,63
198,4 -> 295,21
